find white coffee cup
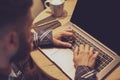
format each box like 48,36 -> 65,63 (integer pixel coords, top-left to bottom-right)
44,0 -> 65,17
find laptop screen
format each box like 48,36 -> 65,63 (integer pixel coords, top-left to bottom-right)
71,0 -> 120,55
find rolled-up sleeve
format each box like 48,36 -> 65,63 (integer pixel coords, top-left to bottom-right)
33,29 -> 53,48
75,66 -> 97,80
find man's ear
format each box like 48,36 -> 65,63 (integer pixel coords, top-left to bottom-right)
4,32 -> 19,54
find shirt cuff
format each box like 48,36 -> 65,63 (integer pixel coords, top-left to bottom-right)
33,29 -> 53,48
75,66 -> 97,80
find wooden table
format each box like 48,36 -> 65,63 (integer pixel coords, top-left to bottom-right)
31,0 -> 120,80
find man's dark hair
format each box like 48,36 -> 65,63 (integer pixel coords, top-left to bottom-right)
0,0 -> 33,27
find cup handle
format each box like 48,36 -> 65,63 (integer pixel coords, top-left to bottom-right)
44,0 -> 50,8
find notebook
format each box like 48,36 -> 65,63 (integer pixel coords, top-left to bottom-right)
34,16 -> 61,31
37,0 -> 120,80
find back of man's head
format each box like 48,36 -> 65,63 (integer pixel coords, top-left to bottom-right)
0,0 -> 33,68
0,0 -> 33,30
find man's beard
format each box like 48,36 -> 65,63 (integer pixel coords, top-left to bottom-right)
10,33 -> 31,64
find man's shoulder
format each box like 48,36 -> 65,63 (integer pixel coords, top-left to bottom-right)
0,74 -> 8,80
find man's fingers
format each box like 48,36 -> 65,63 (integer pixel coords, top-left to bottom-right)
85,44 -> 89,54
74,46 -> 79,58
61,28 -> 74,37
54,39 -> 72,47
90,51 -> 99,62
90,51 -> 99,61
65,28 -> 73,32
89,51 -> 99,67
79,44 -> 84,54
62,31 -> 74,37
62,31 -> 76,41
89,47 -> 94,56
93,51 -> 99,59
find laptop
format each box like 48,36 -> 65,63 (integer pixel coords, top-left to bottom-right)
37,0 -> 120,80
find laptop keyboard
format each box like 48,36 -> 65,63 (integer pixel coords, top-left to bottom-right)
63,29 -> 113,72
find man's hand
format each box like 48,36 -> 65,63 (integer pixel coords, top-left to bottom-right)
52,26 -> 75,47
73,44 -> 99,68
